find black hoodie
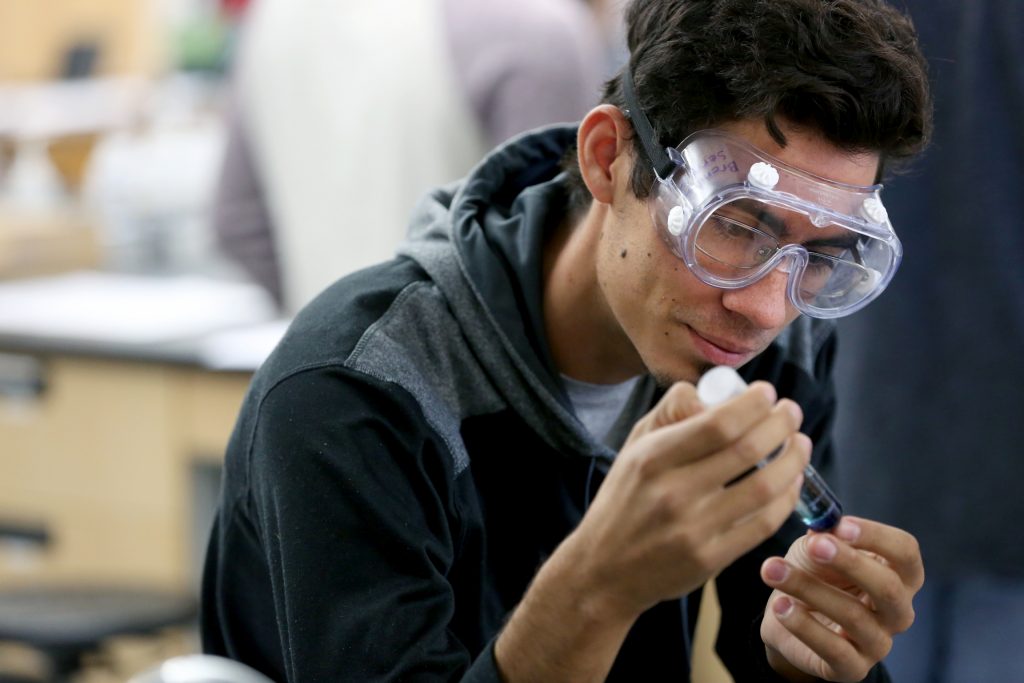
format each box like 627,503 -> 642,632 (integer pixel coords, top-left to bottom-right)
201,125 -> 887,682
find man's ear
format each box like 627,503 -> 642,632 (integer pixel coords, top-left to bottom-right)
576,105 -> 635,205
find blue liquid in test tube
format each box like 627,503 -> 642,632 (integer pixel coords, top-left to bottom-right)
795,465 -> 842,531
697,366 -> 842,532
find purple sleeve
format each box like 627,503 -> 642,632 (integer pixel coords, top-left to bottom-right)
442,0 -> 610,146
212,105 -> 284,307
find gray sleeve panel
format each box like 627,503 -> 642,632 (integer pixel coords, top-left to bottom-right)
346,281 -> 506,476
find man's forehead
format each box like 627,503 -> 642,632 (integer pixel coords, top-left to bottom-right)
714,118 -> 880,185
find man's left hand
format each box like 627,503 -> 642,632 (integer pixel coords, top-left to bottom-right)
758,516 -> 923,682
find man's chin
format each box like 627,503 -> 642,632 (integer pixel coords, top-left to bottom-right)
648,362 -> 710,389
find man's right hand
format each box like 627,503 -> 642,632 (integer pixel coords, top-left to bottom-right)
495,380 -> 809,682
567,379 -> 810,619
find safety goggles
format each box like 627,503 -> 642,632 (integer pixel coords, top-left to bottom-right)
622,74 -> 902,319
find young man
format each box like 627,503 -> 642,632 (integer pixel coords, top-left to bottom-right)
201,1 -> 932,680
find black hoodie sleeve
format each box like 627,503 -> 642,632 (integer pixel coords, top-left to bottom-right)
202,366 -> 505,682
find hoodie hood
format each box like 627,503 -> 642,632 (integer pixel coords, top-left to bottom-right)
399,124 -> 616,460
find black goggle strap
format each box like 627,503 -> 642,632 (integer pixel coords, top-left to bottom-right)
621,67 -> 678,181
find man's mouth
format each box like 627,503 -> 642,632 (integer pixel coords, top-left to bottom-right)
686,326 -> 758,366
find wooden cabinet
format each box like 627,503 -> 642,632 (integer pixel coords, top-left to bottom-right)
0,354 -> 249,591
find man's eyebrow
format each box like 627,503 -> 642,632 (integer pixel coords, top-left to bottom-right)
729,199 -> 859,251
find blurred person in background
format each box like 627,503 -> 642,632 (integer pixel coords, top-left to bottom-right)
833,1 -> 1024,681
212,0 -> 620,312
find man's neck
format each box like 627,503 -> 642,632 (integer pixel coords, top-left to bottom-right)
542,203 -> 646,385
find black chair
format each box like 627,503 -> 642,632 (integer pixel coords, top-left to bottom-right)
0,523 -> 197,682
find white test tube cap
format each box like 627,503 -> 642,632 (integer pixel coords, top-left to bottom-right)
696,365 -> 749,407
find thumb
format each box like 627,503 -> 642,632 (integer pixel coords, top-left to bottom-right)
625,381 -> 704,445
783,532 -> 851,587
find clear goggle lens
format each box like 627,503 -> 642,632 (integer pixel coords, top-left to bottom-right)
691,203 -> 885,314
647,130 -> 902,319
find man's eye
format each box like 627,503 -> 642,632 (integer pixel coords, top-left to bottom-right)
806,259 -> 836,276
710,217 -> 755,239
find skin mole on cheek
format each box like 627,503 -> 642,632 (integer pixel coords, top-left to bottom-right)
621,249 -> 628,258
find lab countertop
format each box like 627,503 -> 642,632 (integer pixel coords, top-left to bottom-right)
0,270 -> 288,370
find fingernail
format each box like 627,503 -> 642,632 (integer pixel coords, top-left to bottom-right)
757,383 -> 777,404
764,559 -> 789,583
836,518 -> 861,542
785,400 -> 803,424
810,536 -> 837,563
773,596 -> 794,618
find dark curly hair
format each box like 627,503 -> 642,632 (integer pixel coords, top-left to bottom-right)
563,0 -> 933,211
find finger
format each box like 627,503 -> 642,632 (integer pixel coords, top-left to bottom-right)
796,533 -> 916,633
761,556 -> 893,662
767,594 -> 875,682
832,517 -> 924,591
626,382 -> 704,443
698,467 -> 805,570
697,430 -> 810,533
689,398 -> 804,487
635,381 -> 778,472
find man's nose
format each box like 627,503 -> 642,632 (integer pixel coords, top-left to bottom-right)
720,266 -> 793,329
